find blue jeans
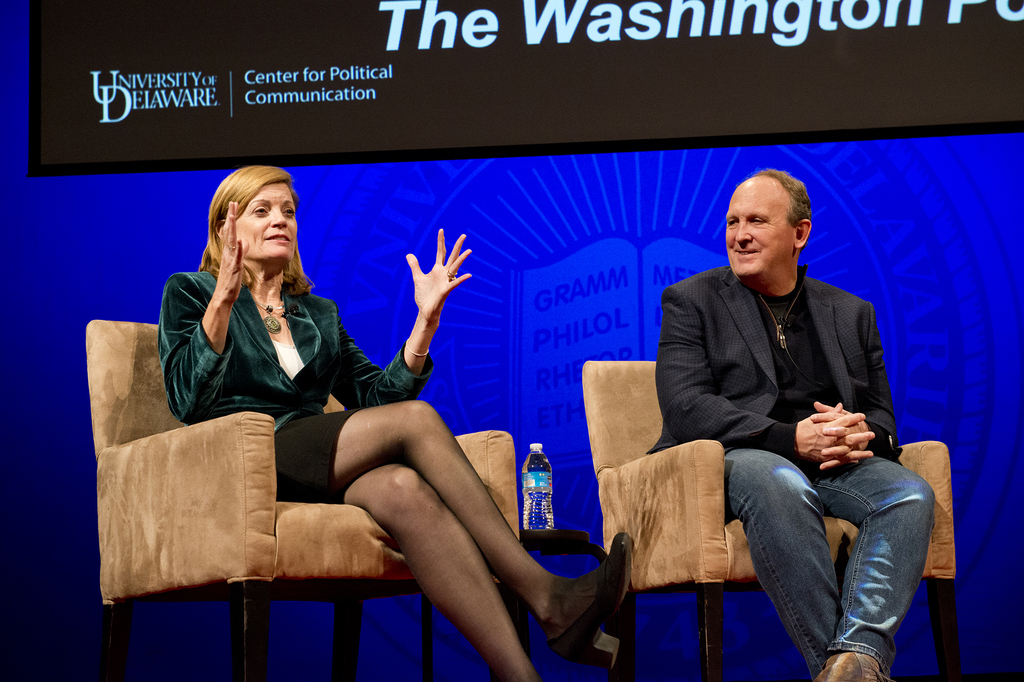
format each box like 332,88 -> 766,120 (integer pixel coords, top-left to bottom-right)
724,449 -> 935,677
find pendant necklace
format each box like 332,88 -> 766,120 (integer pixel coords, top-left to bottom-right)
255,300 -> 285,334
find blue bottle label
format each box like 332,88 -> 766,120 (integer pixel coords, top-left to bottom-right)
522,472 -> 551,488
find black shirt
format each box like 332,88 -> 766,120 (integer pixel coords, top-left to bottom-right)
743,267 -> 894,466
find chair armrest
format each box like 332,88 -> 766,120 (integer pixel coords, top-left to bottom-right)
96,412 -> 278,603
597,440 -> 728,591
898,441 -> 956,579
456,430 -> 519,539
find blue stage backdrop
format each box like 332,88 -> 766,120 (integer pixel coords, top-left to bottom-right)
4,5 -> 1023,681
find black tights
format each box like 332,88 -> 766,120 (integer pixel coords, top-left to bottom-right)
331,401 -> 595,682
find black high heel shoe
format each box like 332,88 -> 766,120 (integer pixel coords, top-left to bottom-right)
547,532 -> 632,669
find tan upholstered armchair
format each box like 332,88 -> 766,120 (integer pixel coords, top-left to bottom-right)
86,320 -> 519,682
582,361 -> 960,682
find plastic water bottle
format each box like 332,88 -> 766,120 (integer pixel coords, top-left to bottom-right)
522,443 -> 554,530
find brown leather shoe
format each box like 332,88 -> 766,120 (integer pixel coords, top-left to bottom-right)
813,652 -> 891,682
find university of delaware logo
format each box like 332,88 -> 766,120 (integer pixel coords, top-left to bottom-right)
91,71 -> 131,123
90,69 -> 220,123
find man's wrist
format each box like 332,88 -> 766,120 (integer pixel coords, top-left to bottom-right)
758,422 -> 798,459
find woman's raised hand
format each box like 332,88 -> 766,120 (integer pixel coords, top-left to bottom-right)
406,229 -> 471,325
203,201 -> 248,354
214,201 -> 248,305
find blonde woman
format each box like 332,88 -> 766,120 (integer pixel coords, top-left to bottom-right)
158,166 -> 631,681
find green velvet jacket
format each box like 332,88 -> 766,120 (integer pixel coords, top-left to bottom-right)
158,271 -> 432,430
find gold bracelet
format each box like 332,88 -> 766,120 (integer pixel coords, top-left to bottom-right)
408,348 -> 429,358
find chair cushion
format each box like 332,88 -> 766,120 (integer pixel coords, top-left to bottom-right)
723,517 -> 859,584
274,502 -> 413,580
273,430 -> 518,581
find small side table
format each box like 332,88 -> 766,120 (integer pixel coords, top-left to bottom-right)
514,529 -> 622,680
520,528 -> 607,563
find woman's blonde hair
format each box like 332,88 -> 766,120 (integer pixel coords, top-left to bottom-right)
199,166 -> 313,295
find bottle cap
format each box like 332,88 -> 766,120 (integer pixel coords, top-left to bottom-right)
530,443 -> 543,450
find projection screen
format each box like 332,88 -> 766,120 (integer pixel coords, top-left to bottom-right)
32,0 -> 1024,174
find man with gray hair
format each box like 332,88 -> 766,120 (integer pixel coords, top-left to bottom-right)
651,169 -> 935,681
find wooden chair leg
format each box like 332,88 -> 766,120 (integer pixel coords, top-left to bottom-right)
421,594 -> 434,682
607,591 -> 636,682
100,601 -> 133,682
331,600 -> 363,682
230,581 -> 270,682
927,578 -> 962,682
697,583 -> 724,682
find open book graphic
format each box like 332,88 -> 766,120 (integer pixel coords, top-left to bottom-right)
511,237 -> 726,459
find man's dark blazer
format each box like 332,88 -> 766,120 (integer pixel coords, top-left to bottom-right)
650,266 -> 900,459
